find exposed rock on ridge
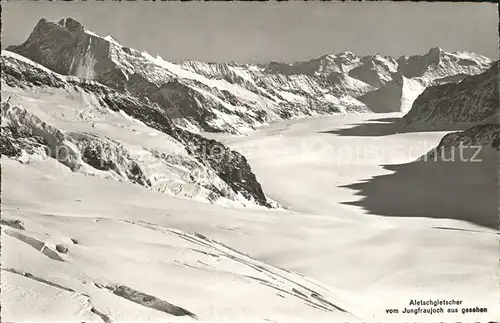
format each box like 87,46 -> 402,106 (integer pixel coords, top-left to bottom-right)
404,61 -> 499,125
1,50 -> 273,207
7,18 -> 369,134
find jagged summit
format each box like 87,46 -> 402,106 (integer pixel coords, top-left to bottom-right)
8,17 -> 117,79
7,17 -> 371,133
265,51 -> 362,76
356,47 -> 493,113
404,60 -> 499,124
57,17 -> 84,31
1,49 -> 276,208
428,46 -> 444,54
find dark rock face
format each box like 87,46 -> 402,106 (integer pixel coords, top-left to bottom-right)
1,56 -> 66,89
1,127 -> 24,158
55,244 -> 68,254
127,161 -> 152,188
0,126 -> 47,158
404,61 -> 499,124
429,124 -> 500,155
396,48 -> 441,79
1,52 -> 272,207
175,129 -> 270,207
7,18 -> 126,84
80,145 -> 116,171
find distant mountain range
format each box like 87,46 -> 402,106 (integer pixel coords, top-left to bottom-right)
1,17 -> 498,208
6,18 -> 494,134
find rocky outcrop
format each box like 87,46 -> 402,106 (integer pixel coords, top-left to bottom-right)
403,61 -> 499,125
7,18 -> 370,134
174,129 -> 270,206
105,284 -> 197,318
397,47 -> 491,80
1,50 -> 275,208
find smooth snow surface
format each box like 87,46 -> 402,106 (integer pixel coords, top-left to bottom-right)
2,113 -> 498,323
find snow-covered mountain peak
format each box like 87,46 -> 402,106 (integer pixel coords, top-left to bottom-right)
6,17 -> 494,131
336,50 -> 357,57
397,47 -> 492,79
7,18 -> 372,133
355,48 -> 493,113
264,51 -> 362,77
404,60 -> 499,124
1,50 -> 280,208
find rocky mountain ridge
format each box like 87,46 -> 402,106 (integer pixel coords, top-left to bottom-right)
7,18 -> 493,134
357,47 -> 493,113
405,61 -> 500,163
404,61 -> 499,125
1,50 -> 275,208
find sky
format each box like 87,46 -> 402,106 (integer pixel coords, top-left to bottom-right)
1,1 -> 498,63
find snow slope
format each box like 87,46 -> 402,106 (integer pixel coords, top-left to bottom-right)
1,50 -> 275,208
2,15 -> 498,323
2,113 -> 498,323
